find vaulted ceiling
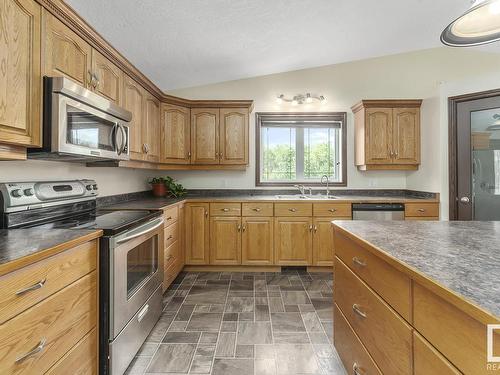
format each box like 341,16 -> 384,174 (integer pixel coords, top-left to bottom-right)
65,0 -> 498,90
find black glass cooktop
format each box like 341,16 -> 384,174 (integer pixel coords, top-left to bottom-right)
36,209 -> 161,236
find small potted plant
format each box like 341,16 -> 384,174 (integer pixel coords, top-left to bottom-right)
149,177 -> 167,197
164,176 -> 187,198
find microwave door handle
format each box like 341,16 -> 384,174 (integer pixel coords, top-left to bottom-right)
117,124 -> 127,155
116,217 -> 164,244
109,123 -> 117,151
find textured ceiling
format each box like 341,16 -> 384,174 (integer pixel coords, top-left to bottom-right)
65,0 -> 498,90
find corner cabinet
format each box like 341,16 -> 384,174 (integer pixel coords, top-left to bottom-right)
191,108 -> 220,164
0,0 -> 42,158
160,104 -> 191,164
352,100 -> 421,170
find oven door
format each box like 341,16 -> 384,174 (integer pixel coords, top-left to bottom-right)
110,217 -> 164,337
52,92 -> 130,160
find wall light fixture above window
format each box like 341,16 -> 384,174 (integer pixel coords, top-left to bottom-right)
276,93 -> 326,105
441,0 -> 500,46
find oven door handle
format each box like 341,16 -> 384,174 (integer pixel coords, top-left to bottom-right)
116,217 -> 164,244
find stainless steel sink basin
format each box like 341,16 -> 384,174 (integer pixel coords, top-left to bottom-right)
274,194 -> 338,200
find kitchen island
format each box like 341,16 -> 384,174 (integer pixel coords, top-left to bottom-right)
333,220 -> 500,375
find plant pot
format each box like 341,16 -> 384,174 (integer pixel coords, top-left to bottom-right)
151,183 -> 167,197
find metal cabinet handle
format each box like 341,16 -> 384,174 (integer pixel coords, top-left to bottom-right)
137,304 -> 149,323
328,208 -> 337,213
417,208 -> 426,212
219,152 -> 223,158
166,216 -> 173,221
460,196 -> 470,203
237,224 -> 241,232
188,151 -> 191,158
167,235 -> 173,240
87,71 -> 94,88
309,225 -> 313,232
15,338 -> 47,363
352,257 -> 367,267
252,208 -> 261,212
242,225 -> 246,232
289,208 -> 297,212
353,363 -> 365,375
16,278 -> 47,296
313,225 -> 318,232
221,208 -> 230,212
352,304 -> 367,318
205,210 -> 208,218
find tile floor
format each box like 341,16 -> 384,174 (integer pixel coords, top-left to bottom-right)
125,270 -> 346,375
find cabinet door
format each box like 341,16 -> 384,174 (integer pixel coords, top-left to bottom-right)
42,10 -> 92,87
91,49 -> 122,104
178,203 -> 185,268
160,104 -> 191,164
242,217 -> 273,265
313,217 -> 351,266
274,217 -> 312,265
143,93 -> 160,163
365,108 -> 393,164
219,108 -> 248,165
191,108 -> 219,164
122,75 -> 145,160
393,108 -> 420,165
0,0 -> 41,147
210,217 -> 241,265
185,203 -> 210,265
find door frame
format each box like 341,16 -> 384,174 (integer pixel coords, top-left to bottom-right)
448,88 -> 500,220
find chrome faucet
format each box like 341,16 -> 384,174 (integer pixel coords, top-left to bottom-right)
321,175 -> 330,198
293,184 -> 306,195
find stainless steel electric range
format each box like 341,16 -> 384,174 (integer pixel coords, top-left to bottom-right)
0,180 -> 164,375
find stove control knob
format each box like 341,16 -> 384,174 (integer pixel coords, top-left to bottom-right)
11,189 -> 23,197
23,188 -> 34,196
86,185 -> 92,191
92,184 -> 98,190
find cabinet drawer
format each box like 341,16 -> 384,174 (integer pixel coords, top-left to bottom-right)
334,303 -> 382,375
164,205 -> 179,226
242,202 -> 273,216
165,222 -> 178,248
405,202 -> 439,217
313,203 -> 352,217
164,258 -> 181,290
46,328 -> 97,375
334,258 -> 412,375
335,231 -> 411,321
165,241 -> 180,268
274,203 -> 312,216
0,240 -> 97,325
413,331 -> 460,375
0,272 -> 97,374
414,282 -> 497,375
210,202 -> 241,216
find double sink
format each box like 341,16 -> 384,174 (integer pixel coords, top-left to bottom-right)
275,194 -> 338,200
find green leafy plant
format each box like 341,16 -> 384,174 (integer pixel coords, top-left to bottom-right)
149,176 -> 187,198
149,177 -> 166,185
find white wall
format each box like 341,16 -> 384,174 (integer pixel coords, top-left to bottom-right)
166,48 -> 500,197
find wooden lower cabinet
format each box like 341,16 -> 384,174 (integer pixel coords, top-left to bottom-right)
313,217 -> 350,266
185,203 -> 210,265
241,217 -> 273,265
210,217 -> 241,265
274,217 -> 313,265
413,331 -> 460,375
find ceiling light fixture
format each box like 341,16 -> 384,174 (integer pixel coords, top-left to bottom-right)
275,93 -> 326,105
441,0 -> 500,46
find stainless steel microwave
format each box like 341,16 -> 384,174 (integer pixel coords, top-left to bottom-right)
28,77 -> 132,162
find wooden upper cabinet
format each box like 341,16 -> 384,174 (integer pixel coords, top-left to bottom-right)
42,9 -> 92,87
210,216 -> 241,265
352,100 -> 422,171
160,104 -> 191,164
185,203 -> 210,265
91,49 -> 123,105
219,108 -> 248,165
393,108 -> 420,165
122,75 -> 146,160
0,0 -> 42,149
144,93 -> 160,163
191,108 -> 219,164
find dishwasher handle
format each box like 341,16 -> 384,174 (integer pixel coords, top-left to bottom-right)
352,203 -> 404,211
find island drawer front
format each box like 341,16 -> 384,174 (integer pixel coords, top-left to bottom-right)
210,203 -> 242,216
335,231 -> 411,321
405,202 -> 439,217
0,272 -> 97,374
413,331 -> 461,375
242,202 -> 274,216
165,241 -> 180,268
164,206 -> 179,226
274,203 -> 313,216
313,203 -> 352,217
165,221 -> 178,248
46,328 -> 97,375
334,258 -> 413,375
0,240 -> 97,325
413,282 -> 495,375
334,303 -> 382,375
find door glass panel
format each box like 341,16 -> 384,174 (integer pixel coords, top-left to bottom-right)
66,105 -> 116,150
127,236 -> 158,298
471,107 -> 500,220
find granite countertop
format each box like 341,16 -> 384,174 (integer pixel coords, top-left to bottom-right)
105,197 -> 186,210
0,229 -> 102,275
333,221 -> 500,319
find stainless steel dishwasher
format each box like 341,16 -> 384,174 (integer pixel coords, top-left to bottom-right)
352,203 -> 405,220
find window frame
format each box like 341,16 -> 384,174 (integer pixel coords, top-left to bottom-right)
255,112 -> 347,187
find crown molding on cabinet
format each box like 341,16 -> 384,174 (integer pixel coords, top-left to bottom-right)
351,99 -> 423,113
